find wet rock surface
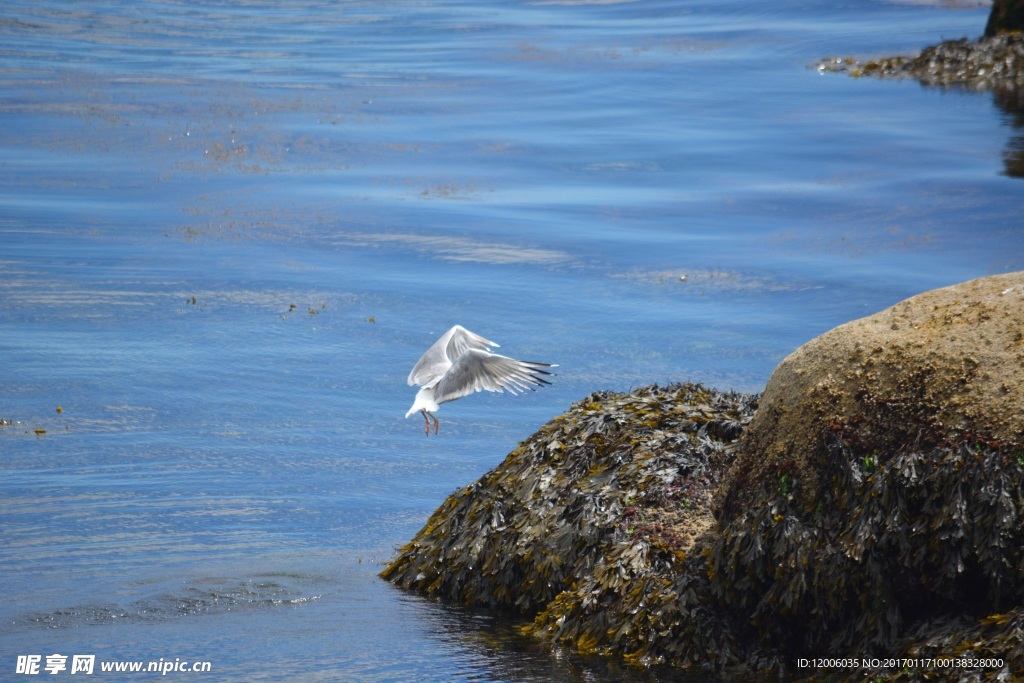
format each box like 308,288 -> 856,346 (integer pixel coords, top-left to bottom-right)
383,273 -> 1024,680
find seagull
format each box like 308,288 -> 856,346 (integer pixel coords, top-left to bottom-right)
406,325 -> 556,436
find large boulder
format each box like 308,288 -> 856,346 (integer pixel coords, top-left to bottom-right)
716,270 -> 1024,521
703,271 -> 1024,676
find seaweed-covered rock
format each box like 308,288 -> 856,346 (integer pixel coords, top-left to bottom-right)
706,271 -> 1024,679
817,26 -> 1024,179
717,270 -> 1024,522
384,273 -> 1024,680
708,439 -> 1024,676
380,383 -> 757,615
817,32 -> 1024,92
817,31 -> 1024,179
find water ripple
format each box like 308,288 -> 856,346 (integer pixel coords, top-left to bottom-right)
12,576 -> 322,632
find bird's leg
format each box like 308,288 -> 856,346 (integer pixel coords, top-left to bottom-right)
420,409 -> 431,436
431,414 -> 439,434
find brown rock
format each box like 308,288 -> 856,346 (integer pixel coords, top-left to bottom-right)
716,270 -> 1024,521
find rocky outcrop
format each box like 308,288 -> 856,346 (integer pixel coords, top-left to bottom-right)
817,19 -> 1024,178
703,272 -> 1024,679
383,272 -> 1024,680
818,32 -> 1024,92
816,0 -> 1024,178
818,0 -> 1024,89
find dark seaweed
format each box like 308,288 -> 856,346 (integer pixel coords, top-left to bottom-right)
383,384 -> 1023,681
381,383 -> 756,615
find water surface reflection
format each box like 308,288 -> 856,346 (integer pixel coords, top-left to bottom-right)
994,86 -> 1024,177
403,594 -> 726,682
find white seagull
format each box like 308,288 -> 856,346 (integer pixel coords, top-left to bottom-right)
406,325 -> 556,436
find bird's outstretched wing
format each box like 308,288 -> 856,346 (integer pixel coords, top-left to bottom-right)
407,325 -> 497,387
433,348 -> 553,405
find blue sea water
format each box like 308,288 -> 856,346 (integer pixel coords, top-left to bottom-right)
1,0 -> 1021,680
